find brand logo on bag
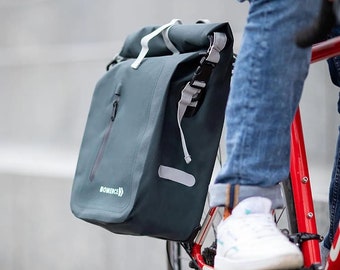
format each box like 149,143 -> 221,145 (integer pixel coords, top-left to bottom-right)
99,186 -> 124,197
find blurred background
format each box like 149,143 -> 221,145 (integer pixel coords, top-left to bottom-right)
0,0 -> 338,269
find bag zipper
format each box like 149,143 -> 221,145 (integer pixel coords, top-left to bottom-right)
89,90 -> 120,181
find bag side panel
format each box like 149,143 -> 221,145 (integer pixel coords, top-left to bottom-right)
71,58 -> 167,223
71,53 -> 198,226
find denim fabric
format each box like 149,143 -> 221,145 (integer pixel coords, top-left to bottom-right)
210,0 -> 321,207
327,27 -> 340,88
323,26 -> 340,251
324,126 -> 340,250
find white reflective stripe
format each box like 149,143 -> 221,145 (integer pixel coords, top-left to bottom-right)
158,165 -> 196,187
131,19 -> 182,69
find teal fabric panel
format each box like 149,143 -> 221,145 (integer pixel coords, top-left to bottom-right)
71,21 -> 234,241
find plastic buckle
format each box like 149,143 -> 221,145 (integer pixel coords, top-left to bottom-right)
190,57 -> 216,87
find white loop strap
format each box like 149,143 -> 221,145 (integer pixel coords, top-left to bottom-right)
162,27 -> 180,54
131,19 -> 182,69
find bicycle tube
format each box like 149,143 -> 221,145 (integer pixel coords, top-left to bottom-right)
290,107 -> 321,267
166,241 -> 184,270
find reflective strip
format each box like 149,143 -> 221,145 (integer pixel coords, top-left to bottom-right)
158,165 -> 195,187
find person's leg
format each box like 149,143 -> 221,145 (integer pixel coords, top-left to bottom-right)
210,0 -> 321,269
210,0 -> 320,214
320,26 -> 340,268
320,123 -> 340,266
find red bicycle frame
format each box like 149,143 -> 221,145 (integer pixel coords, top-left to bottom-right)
290,108 -> 321,267
311,36 -> 340,63
291,37 -> 340,269
326,223 -> 340,269
190,37 -> 340,270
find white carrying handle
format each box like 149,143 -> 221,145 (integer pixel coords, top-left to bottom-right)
131,19 -> 182,69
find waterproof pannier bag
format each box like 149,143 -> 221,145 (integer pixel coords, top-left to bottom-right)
71,20 -> 234,241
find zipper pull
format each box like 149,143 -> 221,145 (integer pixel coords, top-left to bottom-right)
111,89 -> 121,121
111,85 -> 121,121
111,99 -> 119,121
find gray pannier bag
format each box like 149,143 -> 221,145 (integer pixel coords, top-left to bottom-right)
70,19 -> 234,242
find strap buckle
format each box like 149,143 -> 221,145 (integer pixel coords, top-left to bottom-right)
190,55 -> 216,88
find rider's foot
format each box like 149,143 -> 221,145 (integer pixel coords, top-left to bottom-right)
214,197 -> 303,270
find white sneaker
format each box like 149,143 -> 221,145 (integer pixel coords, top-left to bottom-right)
214,197 -> 303,270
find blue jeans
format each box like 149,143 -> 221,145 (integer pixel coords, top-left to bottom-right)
323,26 -> 340,251
324,122 -> 340,250
210,0 -> 321,208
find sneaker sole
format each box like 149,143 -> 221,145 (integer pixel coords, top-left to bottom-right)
214,253 -> 303,270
